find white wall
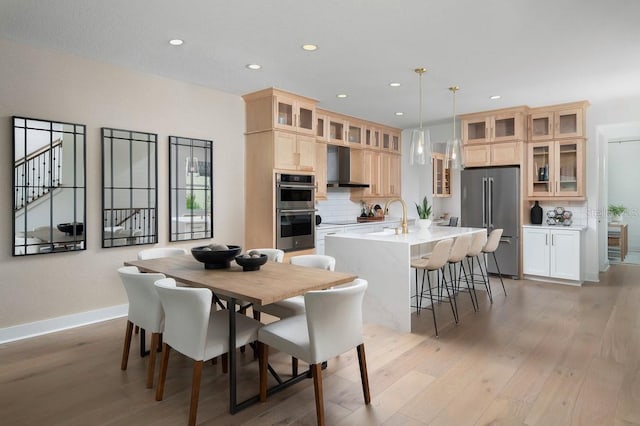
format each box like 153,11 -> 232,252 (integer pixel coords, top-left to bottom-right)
0,39 -> 245,328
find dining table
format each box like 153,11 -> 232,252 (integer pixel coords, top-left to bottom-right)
124,254 -> 357,414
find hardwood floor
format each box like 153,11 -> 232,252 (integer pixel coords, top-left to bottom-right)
2,264 -> 640,425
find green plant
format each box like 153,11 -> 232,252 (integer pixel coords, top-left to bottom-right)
415,196 -> 432,219
186,193 -> 201,210
608,204 -> 627,216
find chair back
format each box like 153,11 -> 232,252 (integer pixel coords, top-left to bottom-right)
448,217 -> 459,227
426,238 -> 454,270
483,228 -> 503,253
304,279 -> 367,363
154,278 -> 213,361
448,234 -> 472,263
247,248 -> 285,263
467,231 -> 488,257
137,247 -> 188,260
118,266 -> 166,332
290,254 -> 336,271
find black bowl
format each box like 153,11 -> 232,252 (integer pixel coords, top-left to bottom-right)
235,253 -> 268,272
191,245 -> 241,269
57,222 -> 84,236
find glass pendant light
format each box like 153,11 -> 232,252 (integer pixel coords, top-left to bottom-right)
410,67 -> 431,166
445,86 -> 463,169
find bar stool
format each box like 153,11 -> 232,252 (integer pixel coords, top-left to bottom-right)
483,228 -> 507,296
411,238 -> 456,336
446,234 -> 478,313
464,231 -> 492,304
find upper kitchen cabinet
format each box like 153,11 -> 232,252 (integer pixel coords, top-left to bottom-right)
273,131 -> 316,172
364,125 -> 381,150
528,101 -> 589,141
432,153 -> 451,197
381,128 -> 402,153
526,139 -> 584,199
243,88 -> 317,135
463,141 -> 523,168
315,142 -> 328,199
316,111 -> 328,142
327,113 -> 346,145
380,153 -> 401,197
347,119 -> 364,148
461,107 -> 527,144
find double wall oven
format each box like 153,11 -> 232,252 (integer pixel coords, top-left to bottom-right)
275,173 -> 315,252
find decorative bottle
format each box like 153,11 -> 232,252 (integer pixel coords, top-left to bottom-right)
531,201 -> 543,225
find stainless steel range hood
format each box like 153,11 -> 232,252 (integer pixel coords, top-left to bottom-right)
326,145 -> 370,188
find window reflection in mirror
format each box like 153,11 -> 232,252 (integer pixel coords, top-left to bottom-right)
13,117 -> 86,256
169,136 -> 213,241
102,128 -> 157,248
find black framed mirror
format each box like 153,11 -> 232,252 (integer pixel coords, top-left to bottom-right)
13,116 -> 86,256
169,136 -> 214,241
102,128 -> 157,248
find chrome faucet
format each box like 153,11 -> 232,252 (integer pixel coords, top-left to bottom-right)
384,198 -> 409,234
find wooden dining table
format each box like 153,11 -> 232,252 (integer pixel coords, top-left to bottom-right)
125,255 -> 357,414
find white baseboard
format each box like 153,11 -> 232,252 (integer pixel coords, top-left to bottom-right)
0,304 -> 128,344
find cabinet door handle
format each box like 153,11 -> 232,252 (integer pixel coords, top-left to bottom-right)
551,234 -> 555,245
545,234 -> 548,245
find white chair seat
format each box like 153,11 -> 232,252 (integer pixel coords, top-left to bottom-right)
257,295 -> 305,319
203,310 -> 262,360
258,314 -> 310,362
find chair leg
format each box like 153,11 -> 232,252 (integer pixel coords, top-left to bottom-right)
221,353 -> 228,374
155,343 -> 171,401
493,252 -> 507,296
146,332 -> 160,389
292,357 -> 299,376
134,325 -> 139,334
188,360 -> 203,426
459,262 -> 478,312
441,267 -> 458,324
259,342 -> 268,402
356,344 -> 371,404
474,255 -> 492,303
311,363 -> 325,426
121,320 -> 134,370
426,271 -> 438,337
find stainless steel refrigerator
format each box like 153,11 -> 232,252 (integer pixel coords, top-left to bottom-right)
461,167 -> 520,278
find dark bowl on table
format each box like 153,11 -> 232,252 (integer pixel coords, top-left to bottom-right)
235,253 -> 268,271
57,222 -> 84,236
191,245 -> 241,269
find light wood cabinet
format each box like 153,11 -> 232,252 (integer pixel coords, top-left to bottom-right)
432,153 -> 451,197
526,139 -> 584,198
381,128 -> 402,153
244,88 -> 317,135
315,142 -> 327,199
529,101 -> 588,141
523,226 -> 581,281
461,107 -> 527,144
364,126 -> 381,150
274,131 -> 315,171
327,114 -> 346,145
381,153 -> 401,197
463,141 -> 523,167
316,112 -> 328,142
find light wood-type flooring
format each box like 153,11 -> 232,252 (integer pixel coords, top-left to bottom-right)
2,264 -> 640,425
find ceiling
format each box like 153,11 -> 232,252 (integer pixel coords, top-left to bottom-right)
2,0 -> 640,129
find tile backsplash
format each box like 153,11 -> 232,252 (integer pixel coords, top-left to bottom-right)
316,189 -> 369,222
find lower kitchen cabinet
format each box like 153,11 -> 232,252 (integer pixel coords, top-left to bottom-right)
523,226 -> 582,282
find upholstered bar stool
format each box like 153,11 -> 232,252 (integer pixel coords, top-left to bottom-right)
446,233 -> 478,313
410,238 -> 457,336
483,228 -> 507,296
465,231 -> 492,304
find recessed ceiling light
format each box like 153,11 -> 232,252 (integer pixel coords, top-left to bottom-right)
336,94 -> 348,98
389,82 -> 401,87
301,44 -> 318,51
395,112 -> 404,116
246,64 -> 262,70
490,95 -> 501,100
169,39 -> 183,46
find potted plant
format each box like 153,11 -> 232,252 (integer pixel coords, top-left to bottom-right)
608,204 -> 627,223
415,196 -> 432,229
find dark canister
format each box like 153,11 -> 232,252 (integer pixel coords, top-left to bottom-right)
530,200 -> 543,224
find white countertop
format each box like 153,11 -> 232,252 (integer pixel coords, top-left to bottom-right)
326,226 -> 484,246
522,224 -> 587,231
316,217 -> 406,230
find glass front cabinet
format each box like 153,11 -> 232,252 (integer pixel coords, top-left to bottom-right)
432,153 -> 451,197
527,139 -> 584,198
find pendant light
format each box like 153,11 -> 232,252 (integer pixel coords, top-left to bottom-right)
410,67 -> 431,166
445,86 -> 463,170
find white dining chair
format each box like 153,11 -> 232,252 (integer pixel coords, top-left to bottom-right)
117,266 -> 166,389
465,231 -> 491,303
246,248 -> 285,263
258,279 -> 370,426
483,228 -> 507,296
154,278 -> 261,426
447,234 -> 478,312
137,247 -> 188,260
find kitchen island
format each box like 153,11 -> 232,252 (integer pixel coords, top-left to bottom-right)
326,226 -> 486,333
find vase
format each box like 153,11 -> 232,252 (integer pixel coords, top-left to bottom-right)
417,219 -> 432,229
530,201 -> 543,224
